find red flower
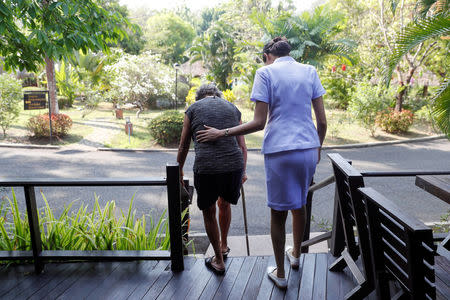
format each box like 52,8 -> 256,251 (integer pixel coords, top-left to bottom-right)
331,65 -> 336,72
341,64 -> 346,71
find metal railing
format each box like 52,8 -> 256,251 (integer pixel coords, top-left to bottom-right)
0,163 -> 184,273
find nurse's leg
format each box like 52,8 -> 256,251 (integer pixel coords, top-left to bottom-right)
291,206 -> 306,258
270,208 -> 288,278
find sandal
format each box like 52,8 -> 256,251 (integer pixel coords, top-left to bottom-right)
222,247 -> 231,259
205,256 -> 225,275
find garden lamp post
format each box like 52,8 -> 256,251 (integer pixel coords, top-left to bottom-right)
173,63 -> 181,110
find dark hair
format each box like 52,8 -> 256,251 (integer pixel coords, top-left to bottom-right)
195,83 -> 223,101
262,36 -> 291,62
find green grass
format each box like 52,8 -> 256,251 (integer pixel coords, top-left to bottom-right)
0,188 -> 192,251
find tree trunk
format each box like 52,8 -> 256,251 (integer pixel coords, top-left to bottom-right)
45,57 -> 59,114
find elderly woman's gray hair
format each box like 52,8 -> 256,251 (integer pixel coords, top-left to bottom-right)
195,83 -> 223,101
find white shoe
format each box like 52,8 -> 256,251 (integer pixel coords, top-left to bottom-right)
267,266 -> 287,289
285,246 -> 300,269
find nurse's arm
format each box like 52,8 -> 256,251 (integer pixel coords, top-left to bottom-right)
312,96 -> 327,146
196,101 -> 268,142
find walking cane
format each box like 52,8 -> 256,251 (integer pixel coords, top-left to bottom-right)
241,186 -> 250,256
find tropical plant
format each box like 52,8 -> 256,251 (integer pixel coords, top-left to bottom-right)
0,74 -> 23,137
27,114 -> 73,137
0,189 -> 186,251
252,4 -> 356,66
0,0 -> 133,114
189,20 -> 237,90
148,110 -> 184,146
55,61 -> 79,107
105,51 -> 175,116
384,6 -> 450,136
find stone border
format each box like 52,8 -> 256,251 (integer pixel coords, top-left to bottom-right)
0,134 -> 446,151
98,135 -> 446,153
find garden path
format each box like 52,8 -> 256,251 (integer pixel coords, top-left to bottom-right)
76,118 -> 120,149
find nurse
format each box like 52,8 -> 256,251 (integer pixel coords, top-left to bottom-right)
196,36 -> 327,289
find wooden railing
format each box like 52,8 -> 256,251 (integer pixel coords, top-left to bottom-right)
0,163 -> 184,273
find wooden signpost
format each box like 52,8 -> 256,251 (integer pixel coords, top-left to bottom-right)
23,90 -> 52,143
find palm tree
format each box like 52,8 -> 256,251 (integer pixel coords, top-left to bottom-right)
384,1 -> 449,137
252,5 -> 356,67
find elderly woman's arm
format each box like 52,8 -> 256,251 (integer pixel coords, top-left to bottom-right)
312,96 -> 327,162
236,120 -> 248,183
177,114 -> 192,181
196,101 -> 268,142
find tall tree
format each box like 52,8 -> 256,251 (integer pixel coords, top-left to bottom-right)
0,0 -> 132,114
145,13 -> 196,65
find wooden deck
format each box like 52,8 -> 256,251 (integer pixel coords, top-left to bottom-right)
1,253 -> 449,300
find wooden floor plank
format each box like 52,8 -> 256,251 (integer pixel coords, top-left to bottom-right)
86,261 -> 154,300
34,262 -> 98,300
56,262 -> 121,299
2,263 -> 74,300
298,254 -> 316,299
227,256 -> 257,300
256,256 -> 276,300
141,270 -> 173,300
436,256 -> 450,285
270,255 -> 291,300
157,259 -> 204,300
326,253 -> 342,300
242,256 -> 270,300
0,263 -> 35,297
312,253 -> 328,300
284,255 -> 305,300
182,259 -> 215,300
126,260 -> 170,299
141,259 -> 201,300
212,256 -> 245,300
196,257 -> 233,300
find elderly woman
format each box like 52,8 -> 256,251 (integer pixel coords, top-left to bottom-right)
196,37 -> 327,288
177,83 -> 247,275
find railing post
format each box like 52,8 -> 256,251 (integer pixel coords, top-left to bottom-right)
24,185 -> 44,273
301,179 -> 314,253
330,183 -> 345,256
166,163 -> 184,271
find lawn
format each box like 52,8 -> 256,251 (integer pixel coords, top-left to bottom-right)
1,99 -> 439,149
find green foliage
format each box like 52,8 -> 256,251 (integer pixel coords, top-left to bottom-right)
321,65 -> 356,109
431,79 -> 450,137
252,4 -> 356,66
185,78 -> 202,105
145,13 -> 196,64
0,189 -> 173,251
0,74 -> 23,137
348,82 -> 393,136
148,111 -> 184,146
0,0 -> 133,72
223,89 -> 237,103
55,61 -> 79,106
105,51 -> 175,108
376,108 -> 414,133
189,20 -> 237,90
27,114 -> 73,137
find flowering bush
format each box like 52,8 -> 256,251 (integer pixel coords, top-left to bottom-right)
0,74 -> 23,137
105,51 -> 175,108
148,110 -> 184,146
376,108 -> 414,133
27,114 -> 73,137
185,78 -> 202,106
223,89 -> 236,103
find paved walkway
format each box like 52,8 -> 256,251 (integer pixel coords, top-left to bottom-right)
75,118 -> 121,149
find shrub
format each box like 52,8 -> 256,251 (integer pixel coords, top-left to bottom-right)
57,96 -> 73,109
0,73 -> 23,137
27,114 -> 73,137
223,89 -> 236,103
348,82 -> 393,136
185,78 -> 201,106
148,110 -> 184,146
376,108 -> 414,133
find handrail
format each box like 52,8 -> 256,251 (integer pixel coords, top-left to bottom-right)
0,163 -> 184,274
361,171 -> 450,177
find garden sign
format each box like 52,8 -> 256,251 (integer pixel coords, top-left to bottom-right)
23,90 -> 53,142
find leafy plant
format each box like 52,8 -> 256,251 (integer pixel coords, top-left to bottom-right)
148,110 -> 184,146
0,74 -> 23,137
0,189 -> 191,252
348,82 -> 393,136
376,108 -> 414,133
27,114 -> 73,137
223,89 -> 237,103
